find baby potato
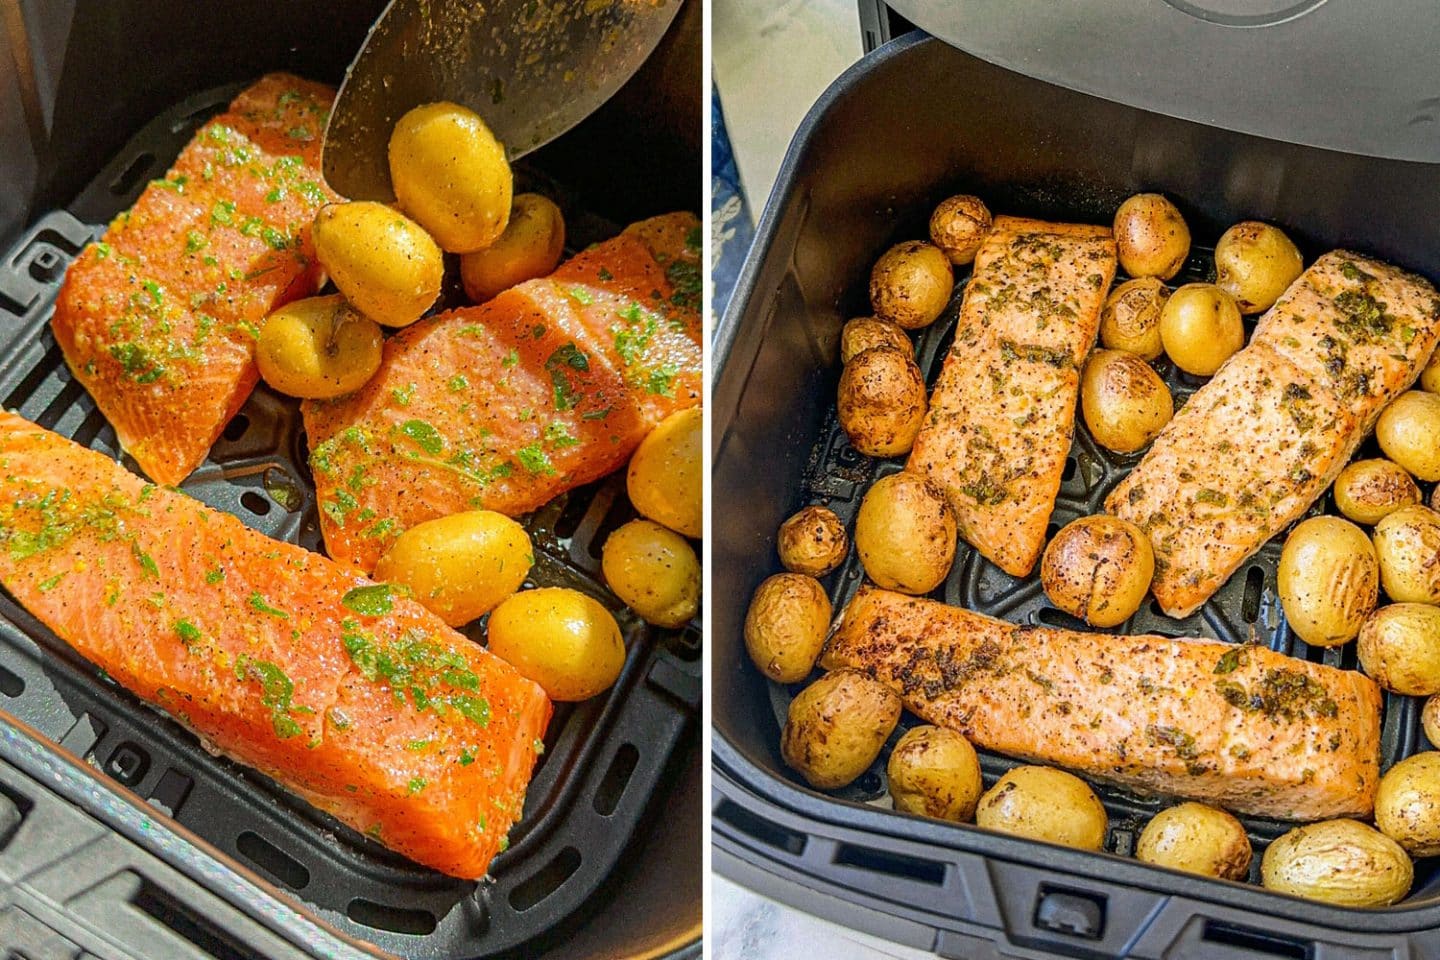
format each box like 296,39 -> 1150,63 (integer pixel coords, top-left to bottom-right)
1040,516 -> 1154,628
1135,803 -> 1252,880
1113,193 -> 1190,280
312,201 -> 443,327
777,506 -> 849,578
854,472 -> 957,595
1214,221 -> 1304,314
1080,349 -> 1173,453
1373,505 -> 1440,604
373,510 -> 532,626
869,241 -> 954,330
389,101 -> 512,253
487,587 -> 625,701
976,766 -> 1107,851
627,407 -> 701,538
887,726 -> 983,822
459,193 -> 565,302
1425,696 -> 1440,747
601,519 -> 700,628
1261,819 -> 1412,907
1277,516 -> 1379,647
840,317 -> 911,364
1357,603 -> 1440,695
744,573 -> 832,683
1158,283 -> 1245,376
928,194 -> 993,266
1422,344 -> 1440,394
255,295 -> 382,399
781,669 -> 901,790
1099,277 -> 1170,360
1378,391 -> 1440,481
837,346 -> 928,457
1375,752 -> 1440,856
1334,459 -> 1421,526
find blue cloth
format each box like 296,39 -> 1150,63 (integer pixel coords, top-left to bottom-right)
710,83 -> 756,319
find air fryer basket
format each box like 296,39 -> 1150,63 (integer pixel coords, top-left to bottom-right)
713,31 -> 1440,959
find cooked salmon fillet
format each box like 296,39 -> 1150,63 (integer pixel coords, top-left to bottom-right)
0,411 -> 550,878
908,216 -> 1116,577
52,74 -> 339,486
1110,252 -> 1440,617
302,213 -> 701,572
822,587 -> 1382,821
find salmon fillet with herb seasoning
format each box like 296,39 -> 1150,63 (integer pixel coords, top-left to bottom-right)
51,74 -> 339,487
907,216 -> 1116,577
823,587 -> 1381,821
302,213 -> 701,572
1109,252 -> 1440,617
0,411 -> 550,878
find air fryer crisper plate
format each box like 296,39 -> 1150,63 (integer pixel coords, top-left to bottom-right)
0,84 -> 698,959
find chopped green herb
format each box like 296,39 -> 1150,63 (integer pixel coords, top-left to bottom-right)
37,573 -> 65,593
174,619 -> 201,645
545,343 -> 590,410
1194,488 -> 1229,507
515,443 -> 555,475
248,592 -> 289,619
407,777 -> 428,794
447,374 -> 470,393
501,348 -> 519,368
342,584 -> 395,617
459,749 -> 476,766
391,383 -> 416,407
185,231 -> 207,254
132,541 -> 159,578
645,363 -> 679,397
567,286 -> 595,305
399,419 -> 444,455
210,200 -> 236,226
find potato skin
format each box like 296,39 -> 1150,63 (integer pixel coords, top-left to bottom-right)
1261,819 -> 1413,907
928,195 -> 993,266
256,295 -> 382,399
854,472 -> 957,594
1113,194 -> 1190,280
311,201 -> 443,327
781,669 -> 901,790
837,346 -> 928,457
1080,349 -> 1173,453
389,101 -> 512,253
744,574 -> 832,683
1277,516 -> 1379,647
1378,391 -> 1440,481
487,587 -> 624,701
1376,752 -> 1440,856
459,193 -> 564,301
778,506 -> 849,578
1422,345 -> 1440,394
840,317 -> 911,364
1373,505 -> 1440,604
1158,283 -> 1244,376
1099,277 -> 1169,360
1135,803 -> 1252,880
869,241 -> 954,330
627,407 -> 701,538
1357,603 -> 1440,695
373,510 -> 532,626
1040,516 -> 1154,628
1334,459 -> 1421,526
1214,221 -> 1304,314
1425,696 -> 1440,747
887,726 -> 983,821
976,766 -> 1107,851
601,519 -> 700,628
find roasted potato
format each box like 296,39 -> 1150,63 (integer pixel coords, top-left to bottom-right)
1375,752 -> 1440,856
840,317 -> 911,364
886,726 -> 983,822
1425,696 -> 1440,748
869,241 -> 953,330
777,505 -> 849,578
1113,193 -> 1190,280
255,295 -> 382,399
1334,459 -> 1421,526
837,346 -> 928,457
1135,803 -> 1252,880
1422,344 -> 1440,394
311,201 -> 444,327
459,193 -> 565,301
1214,221 -> 1304,314
1099,277 -> 1169,361
1377,391 -> 1440,482
627,407 -> 701,538
1040,516 -> 1154,628
1080,349 -> 1173,453
1357,603 -> 1440,695
487,587 -> 625,701
1261,819 -> 1413,907
373,510 -> 532,626
601,519 -> 700,628
1158,283 -> 1244,376
976,766 -> 1107,851
389,101 -> 511,253
744,573 -> 832,683
854,472 -> 957,594
781,669 -> 901,790
928,194 -> 993,266
1373,505 -> 1440,604
1277,516 -> 1379,647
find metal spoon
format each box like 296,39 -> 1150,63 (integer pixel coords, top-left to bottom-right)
322,0 -> 683,200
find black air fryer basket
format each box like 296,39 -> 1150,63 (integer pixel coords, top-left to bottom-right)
714,15 -> 1440,960
0,3 -> 700,958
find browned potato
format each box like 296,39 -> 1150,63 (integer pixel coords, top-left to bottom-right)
781,669 -> 902,790
1373,505 -> 1440,604
778,506 -> 849,578
1422,344 -> 1440,394
1375,752 -> 1440,856
459,193 -> 565,302
1434,484 -> 1440,514
887,726 -> 983,822
1357,603 -> 1440,695
1113,193 -> 1190,280
1334,459 -> 1421,526
840,317 -> 911,364
744,574 -> 832,683
976,766 -> 1107,850
1040,516 -> 1154,628
1080,349 -> 1173,453
928,194 -> 993,266
854,472 -> 957,594
1277,516 -> 1379,647
1136,803 -> 1252,880
1424,696 -> 1440,747
1378,391 -> 1440,481
1214,221 -> 1304,314
1262,819 -> 1412,907
869,241 -> 954,330
1099,277 -> 1169,360
837,346 -> 928,457
1158,283 -> 1244,376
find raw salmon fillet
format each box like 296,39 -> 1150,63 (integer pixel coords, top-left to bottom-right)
52,74 -> 339,487
823,587 -> 1381,820
908,216 -> 1116,577
0,411 -> 550,878
1110,252 -> 1440,617
303,213 -> 701,572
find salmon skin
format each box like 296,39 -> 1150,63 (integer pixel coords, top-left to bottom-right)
908,216 -> 1116,577
0,411 -> 550,878
1109,252 -> 1440,617
303,212 -> 702,572
823,587 -> 1382,821
52,74 -> 339,487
